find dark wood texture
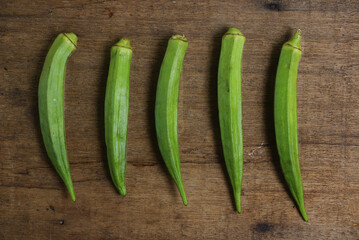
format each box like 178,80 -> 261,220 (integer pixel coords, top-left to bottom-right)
1,0 -> 358,239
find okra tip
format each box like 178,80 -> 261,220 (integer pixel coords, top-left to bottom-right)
225,27 -> 244,37
114,38 -> 132,50
298,202 -> 308,221
117,185 -> 127,197
181,194 -> 188,206
302,213 -> 308,222
180,191 -> 187,206
235,206 -> 241,214
176,182 -> 187,206
68,187 -> 76,202
63,33 -> 78,48
170,34 -> 188,42
234,191 -> 241,213
63,178 -> 76,201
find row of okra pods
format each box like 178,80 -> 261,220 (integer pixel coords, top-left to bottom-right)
38,27 -> 307,221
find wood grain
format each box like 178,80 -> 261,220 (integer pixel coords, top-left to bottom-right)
1,0 -> 358,239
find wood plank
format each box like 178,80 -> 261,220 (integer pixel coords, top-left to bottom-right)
1,0 -> 358,239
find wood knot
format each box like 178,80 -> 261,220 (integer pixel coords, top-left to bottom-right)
254,222 -> 273,233
265,2 -> 282,11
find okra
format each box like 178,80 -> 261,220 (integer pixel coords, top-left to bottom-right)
274,30 -> 308,221
105,39 -> 132,196
155,35 -> 188,205
218,27 -> 245,213
38,33 -> 77,201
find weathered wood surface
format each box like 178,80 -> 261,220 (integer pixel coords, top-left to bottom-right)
1,0 -> 358,239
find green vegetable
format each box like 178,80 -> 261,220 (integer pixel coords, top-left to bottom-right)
38,33 -> 77,201
274,29 -> 308,221
105,38 -> 132,196
155,35 -> 188,205
218,27 -> 245,213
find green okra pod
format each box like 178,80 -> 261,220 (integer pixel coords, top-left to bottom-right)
105,39 -> 132,196
218,27 -> 245,213
155,35 -> 188,205
38,33 -> 77,201
274,29 -> 308,221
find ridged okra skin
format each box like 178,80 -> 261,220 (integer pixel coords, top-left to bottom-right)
105,39 -> 132,196
218,27 -> 245,213
274,30 -> 308,221
38,33 -> 77,201
155,35 -> 188,205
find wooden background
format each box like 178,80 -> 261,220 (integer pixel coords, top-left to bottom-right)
1,0 -> 358,239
